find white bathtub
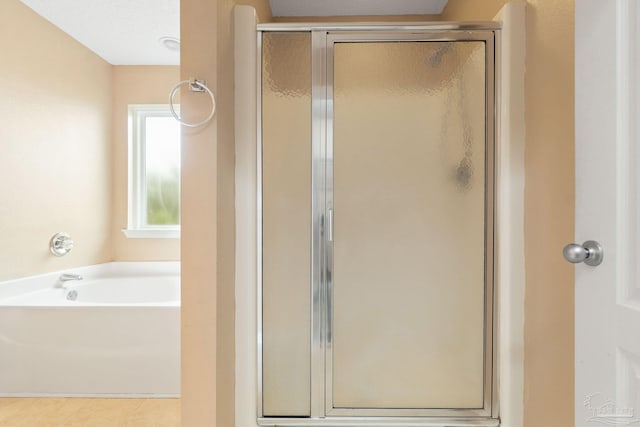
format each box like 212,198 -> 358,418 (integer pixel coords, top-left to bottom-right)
0,262 -> 180,397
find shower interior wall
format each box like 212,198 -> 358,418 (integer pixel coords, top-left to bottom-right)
0,0 -> 180,283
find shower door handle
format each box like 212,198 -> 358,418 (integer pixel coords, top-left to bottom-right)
327,208 -> 333,242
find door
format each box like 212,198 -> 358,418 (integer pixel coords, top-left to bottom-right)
259,27 -> 499,423
574,1 -> 640,425
325,33 -> 495,418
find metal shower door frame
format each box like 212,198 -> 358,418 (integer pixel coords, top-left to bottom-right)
257,23 -> 500,425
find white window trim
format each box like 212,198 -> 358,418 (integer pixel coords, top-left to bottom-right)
122,228 -> 181,239
124,104 -> 180,239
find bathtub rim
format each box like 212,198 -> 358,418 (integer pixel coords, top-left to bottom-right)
0,261 -> 180,306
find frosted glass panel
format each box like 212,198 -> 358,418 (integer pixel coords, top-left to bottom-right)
261,32 -> 311,416
331,41 -> 487,409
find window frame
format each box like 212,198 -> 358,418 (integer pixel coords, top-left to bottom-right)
124,104 -> 181,239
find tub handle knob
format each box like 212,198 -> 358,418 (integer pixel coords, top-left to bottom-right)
50,232 -> 74,257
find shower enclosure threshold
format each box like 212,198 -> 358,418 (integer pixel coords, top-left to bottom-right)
258,417 -> 500,427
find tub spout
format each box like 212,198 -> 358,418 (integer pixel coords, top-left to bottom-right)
59,273 -> 83,282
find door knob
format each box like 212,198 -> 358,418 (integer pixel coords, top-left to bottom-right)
562,240 -> 604,266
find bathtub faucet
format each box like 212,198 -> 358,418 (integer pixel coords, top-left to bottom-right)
59,273 -> 83,282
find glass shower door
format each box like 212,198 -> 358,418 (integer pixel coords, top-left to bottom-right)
258,27 -> 498,423
326,35 -> 495,416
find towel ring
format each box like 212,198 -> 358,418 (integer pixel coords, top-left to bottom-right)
169,79 -> 216,128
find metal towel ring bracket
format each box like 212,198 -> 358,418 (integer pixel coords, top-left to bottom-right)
169,79 -> 216,128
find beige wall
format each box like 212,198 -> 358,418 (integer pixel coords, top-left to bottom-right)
181,1 -> 270,425
522,1 -> 574,426
442,1 -> 575,426
0,1 -> 180,283
0,0 -> 113,281
213,2 -> 237,427
440,0 -> 515,22
112,66 -> 181,261
238,0 -> 272,22
181,0 -> 221,425
180,1 -> 271,426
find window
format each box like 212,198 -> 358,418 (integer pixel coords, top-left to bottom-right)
125,105 -> 181,238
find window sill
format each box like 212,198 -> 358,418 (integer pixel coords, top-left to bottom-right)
122,229 -> 180,239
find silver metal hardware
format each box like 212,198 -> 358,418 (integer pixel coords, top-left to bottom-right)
310,30 -> 329,418
327,208 -> 333,242
256,22 -> 502,32
563,240 -> 604,266
257,417 -> 500,427
49,232 -> 74,257
168,78 -> 216,128
59,273 -> 83,282
189,79 -> 207,92
66,290 -> 78,301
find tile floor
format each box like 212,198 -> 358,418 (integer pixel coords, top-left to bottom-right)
0,398 -> 180,427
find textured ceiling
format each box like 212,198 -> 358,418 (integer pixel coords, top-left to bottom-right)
18,0 -> 448,66
19,0 -> 179,65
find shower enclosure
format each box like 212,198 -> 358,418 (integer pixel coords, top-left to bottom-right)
258,23 -> 499,426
